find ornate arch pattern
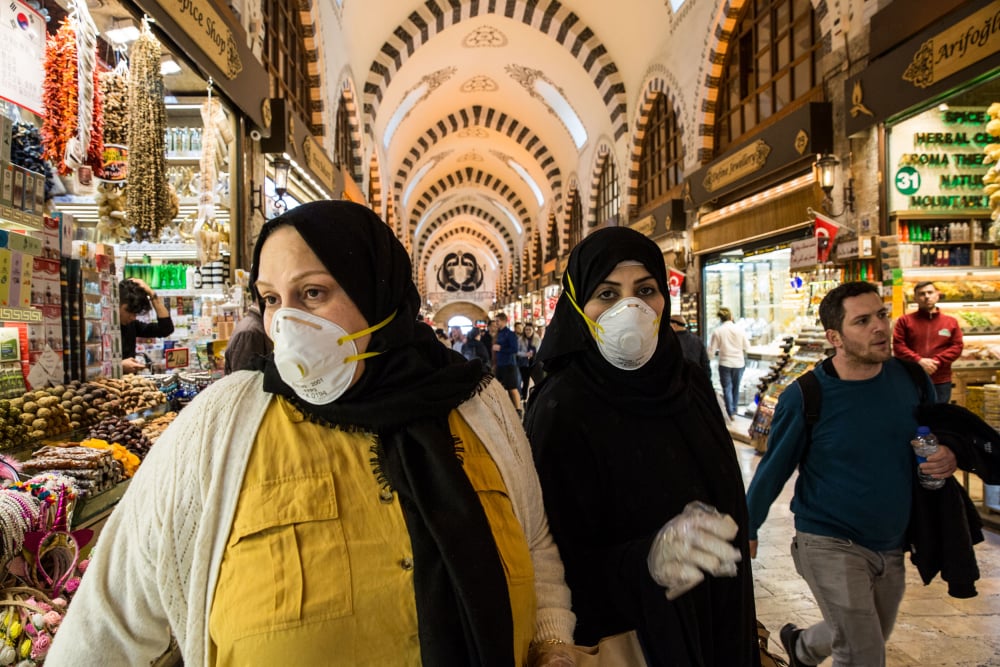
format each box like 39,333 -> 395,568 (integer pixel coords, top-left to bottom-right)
295,0 -> 326,136
417,223 -> 508,295
363,0 -> 627,140
587,143 -> 613,227
393,105 -> 562,213
368,152 -> 383,218
409,168 -> 530,248
416,203 -> 517,272
625,72 -> 686,219
338,78 -> 364,181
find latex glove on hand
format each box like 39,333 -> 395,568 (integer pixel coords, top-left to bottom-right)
647,501 -> 742,600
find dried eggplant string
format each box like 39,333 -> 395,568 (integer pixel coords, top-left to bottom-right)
126,22 -> 170,241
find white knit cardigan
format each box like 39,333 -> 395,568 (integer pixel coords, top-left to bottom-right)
46,372 -> 575,666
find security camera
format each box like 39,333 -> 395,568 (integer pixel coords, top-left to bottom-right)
250,129 -> 262,142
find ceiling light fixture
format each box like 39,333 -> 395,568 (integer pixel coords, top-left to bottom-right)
160,58 -> 181,75
104,17 -> 140,45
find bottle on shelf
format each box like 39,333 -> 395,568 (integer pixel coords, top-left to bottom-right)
911,426 -> 945,490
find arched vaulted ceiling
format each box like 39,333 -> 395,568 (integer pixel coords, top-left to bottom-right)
320,0 -> 711,310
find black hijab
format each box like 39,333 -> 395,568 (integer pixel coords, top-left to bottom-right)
250,201 -> 512,666
535,226 -> 688,415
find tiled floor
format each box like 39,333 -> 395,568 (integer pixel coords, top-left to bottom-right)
730,415 -> 1000,666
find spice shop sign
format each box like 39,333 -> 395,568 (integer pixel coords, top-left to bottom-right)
154,0 -> 242,79
902,3 -> 1000,90
887,106 -> 995,212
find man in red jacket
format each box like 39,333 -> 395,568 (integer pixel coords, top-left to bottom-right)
892,281 -> 964,404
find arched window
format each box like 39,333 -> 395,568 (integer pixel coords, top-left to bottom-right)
335,98 -> 355,178
545,214 -> 559,263
568,191 -> 584,250
715,0 -> 821,153
263,0 -> 313,128
595,156 -> 620,227
638,93 -> 684,208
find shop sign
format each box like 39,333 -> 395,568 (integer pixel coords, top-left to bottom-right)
154,0 -> 243,79
789,238 -> 817,269
629,214 -> 656,236
702,140 -> 771,194
887,105 -> 994,212
845,1 -> 1000,136
902,3 -> 1000,89
0,0 -> 44,116
301,135 -> 336,193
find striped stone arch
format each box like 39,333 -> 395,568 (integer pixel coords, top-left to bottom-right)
561,177 -> 580,250
586,143 -> 614,227
416,224 -> 508,295
697,0 -> 829,162
368,152 -> 383,219
338,78 -> 364,181
363,0 -> 628,140
296,0 -> 326,136
625,72 -> 687,219
415,204 -> 517,273
408,168 -> 530,247
393,105 -> 562,213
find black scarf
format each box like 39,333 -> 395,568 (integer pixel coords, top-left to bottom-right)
251,201 -> 512,666
534,226 -> 689,415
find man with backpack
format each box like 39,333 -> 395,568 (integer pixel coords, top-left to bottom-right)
745,281 -> 957,667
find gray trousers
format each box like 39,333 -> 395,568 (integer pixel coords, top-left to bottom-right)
790,532 -> 906,667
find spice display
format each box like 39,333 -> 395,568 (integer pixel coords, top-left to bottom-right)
126,24 -> 171,241
95,182 -> 128,241
40,16 -> 104,177
98,54 -> 128,146
86,416 -> 152,459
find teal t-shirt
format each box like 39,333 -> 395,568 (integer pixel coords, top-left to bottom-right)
747,358 -> 931,551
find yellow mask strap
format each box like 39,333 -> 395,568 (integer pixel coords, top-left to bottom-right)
339,310 -> 397,363
565,273 -> 604,342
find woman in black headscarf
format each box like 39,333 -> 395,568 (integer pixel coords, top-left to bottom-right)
49,201 -> 575,667
525,226 -> 760,666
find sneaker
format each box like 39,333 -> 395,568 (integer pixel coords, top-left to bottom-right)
779,623 -> 812,667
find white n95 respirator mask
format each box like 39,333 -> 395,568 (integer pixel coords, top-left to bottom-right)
591,297 -> 661,370
269,308 -> 390,405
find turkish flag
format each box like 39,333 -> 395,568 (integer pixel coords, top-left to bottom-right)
815,212 -> 840,263
668,268 -> 686,297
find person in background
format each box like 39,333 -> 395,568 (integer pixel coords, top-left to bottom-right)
49,201 -> 576,666
224,303 -> 273,374
434,327 -> 450,347
449,326 -> 466,355
462,326 -> 491,371
670,314 -> 710,378
892,281 -> 964,404
483,319 -> 498,366
708,307 -> 750,420
492,312 -> 523,415
517,322 -> 540,401
746,281 -> 957,667
525,226 -> 759,666
119,278 -> 174,374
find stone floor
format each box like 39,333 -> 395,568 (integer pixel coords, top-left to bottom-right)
730,415 -> 1000,667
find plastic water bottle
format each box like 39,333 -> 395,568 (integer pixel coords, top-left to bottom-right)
911,426 -> 945,490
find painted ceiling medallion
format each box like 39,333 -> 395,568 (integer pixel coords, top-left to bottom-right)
459,150 -> 484,163
461,75 -> 499,93
463,25 -> 507,48
457,127 -> 490,138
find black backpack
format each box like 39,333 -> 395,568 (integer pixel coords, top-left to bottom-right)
794,357 -> 930,461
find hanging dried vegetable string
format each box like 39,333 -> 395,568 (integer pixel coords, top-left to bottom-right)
63,0 -> 101,174
41,20 -> 78,176
126,22 -> 171,241
99,48 -> 129,146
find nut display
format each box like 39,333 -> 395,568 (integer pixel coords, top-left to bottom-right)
87,415 -> 152,458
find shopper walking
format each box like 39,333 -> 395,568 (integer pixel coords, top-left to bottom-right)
892,281 -> 964,404
670,314 -> 710,377
708,307 -> 750,419
525,226 -> 760,666
746,281 -> 958,667
462,326 -> 491,371
492,312 -> 522,414
517,322 -> 540,400
224,303 -> 272,373
49,201 -> 575,666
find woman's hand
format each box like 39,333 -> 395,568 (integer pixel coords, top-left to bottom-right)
528,641 -> 576,666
